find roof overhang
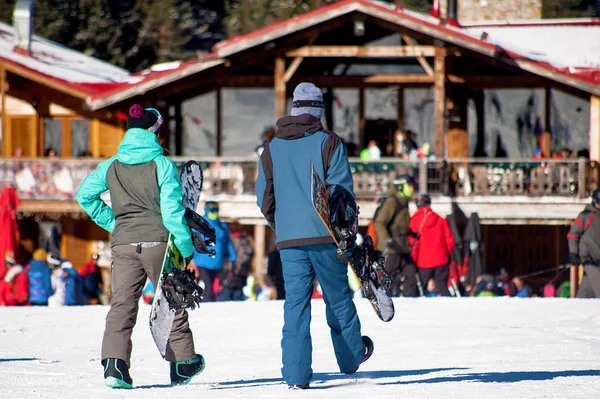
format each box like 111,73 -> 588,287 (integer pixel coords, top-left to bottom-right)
86,59 -> 224,111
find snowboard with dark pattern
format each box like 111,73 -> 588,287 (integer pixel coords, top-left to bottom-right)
149,160 -> 203,358
310,164 -> 394,322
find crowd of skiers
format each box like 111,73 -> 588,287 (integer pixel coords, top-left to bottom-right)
0,249 -> 103,307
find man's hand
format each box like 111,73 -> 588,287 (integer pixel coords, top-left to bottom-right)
569,253 -> 581,266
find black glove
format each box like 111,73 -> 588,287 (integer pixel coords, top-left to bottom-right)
569,253 -> 581,266
385,238 -> 402,252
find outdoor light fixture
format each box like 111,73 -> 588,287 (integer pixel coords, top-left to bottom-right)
354,20 -> 365,37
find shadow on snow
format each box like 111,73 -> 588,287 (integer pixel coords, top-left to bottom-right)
0,357 -> 39,363
379,369 -> 600,385
207,368 -> 465,390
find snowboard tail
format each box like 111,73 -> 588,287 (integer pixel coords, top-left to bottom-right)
310,164 -> 394,322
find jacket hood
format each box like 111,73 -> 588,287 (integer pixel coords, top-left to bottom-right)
275,114 -> 324,140
117,128 -> 164,165
584,204 -> 600,214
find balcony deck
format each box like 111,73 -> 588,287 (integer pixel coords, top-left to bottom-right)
2,157 -> 596,224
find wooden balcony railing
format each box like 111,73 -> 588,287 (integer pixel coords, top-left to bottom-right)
1,157 -> 597,202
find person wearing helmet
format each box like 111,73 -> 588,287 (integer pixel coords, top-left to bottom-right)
409,193 -> 454,296
373,175 -> 418,297
568,188 -> 600,298
190,200 -> 237,302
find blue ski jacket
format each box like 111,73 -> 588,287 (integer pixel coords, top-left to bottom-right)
27,260 -> 52,304
256,114 -> 354,249
193,218 -> 237,270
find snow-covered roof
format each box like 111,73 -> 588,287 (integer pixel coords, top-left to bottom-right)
463,23 -> 600,69
0,22 -> 130,83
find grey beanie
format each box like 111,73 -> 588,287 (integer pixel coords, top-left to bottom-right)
290,82 -> 324,120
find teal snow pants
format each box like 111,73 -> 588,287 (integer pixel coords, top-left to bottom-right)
279,244 -> 365,385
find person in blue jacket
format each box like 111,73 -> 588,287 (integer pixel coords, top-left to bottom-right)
27,248 -> 52,306
256,82 -> 373,390
191,201 -> 237,302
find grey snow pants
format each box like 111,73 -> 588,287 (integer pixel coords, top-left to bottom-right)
101,243 -> 196,366
577,264 -> 600,299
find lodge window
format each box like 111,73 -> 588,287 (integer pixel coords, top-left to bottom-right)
43,117 -> 90,157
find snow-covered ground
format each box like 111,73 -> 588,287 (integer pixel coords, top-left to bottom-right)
1,298 -> 599,399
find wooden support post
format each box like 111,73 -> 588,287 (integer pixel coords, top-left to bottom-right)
570,265 -> 579,298
590,95 -> 600,162
359,88 -> 365,150
174,102 -> 183,156
0,65 -> 7,157
395,87 -> 404,156
434,47 -> 447,158
541,88 -> 552,158
275,57 -> 286,120
254,223 -> 266,280
90,118 -> 100,158
216,89 -> 222,156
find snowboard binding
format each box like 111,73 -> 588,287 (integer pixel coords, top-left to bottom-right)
162,268 -> 204,311
184,208 -> 217,256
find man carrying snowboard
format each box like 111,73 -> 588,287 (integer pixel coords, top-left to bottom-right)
256,83 -> 373,390
76,104 -> 204,389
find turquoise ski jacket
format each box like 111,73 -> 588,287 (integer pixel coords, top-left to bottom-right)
76,128 -> 194,258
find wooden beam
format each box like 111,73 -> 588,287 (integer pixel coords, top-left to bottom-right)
448,74 -> 548,88
286,45 -> 436,58
591,95 -> 600,162
363,74 -> 435,84
275,57 -> 286,119
402,35 -> 434,76
434,47 -> 447,158
3,62 -> 89,101
0,65 -> 7,157
284,57 -> 304,83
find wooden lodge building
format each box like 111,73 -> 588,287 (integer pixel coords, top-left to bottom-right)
1,0 -> 600,294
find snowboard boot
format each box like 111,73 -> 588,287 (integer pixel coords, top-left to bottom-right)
102,358 -> 133,389
170,354 -> 205,385
288,383 -> 310,390
344,336 -> 374,375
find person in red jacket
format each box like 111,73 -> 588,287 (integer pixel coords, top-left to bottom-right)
409,194 -> 454,296
0,252 -> 30,306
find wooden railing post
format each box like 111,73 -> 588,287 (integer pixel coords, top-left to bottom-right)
419,158 -> 428,194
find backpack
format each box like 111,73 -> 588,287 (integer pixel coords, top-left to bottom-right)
367,197 -> 388,249
64,268 -> 84,306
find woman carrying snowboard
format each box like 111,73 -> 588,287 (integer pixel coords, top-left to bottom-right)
77,104 -> 204,389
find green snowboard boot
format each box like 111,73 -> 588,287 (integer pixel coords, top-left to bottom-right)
102,358 -> 133,389
170,354 -> 205,385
